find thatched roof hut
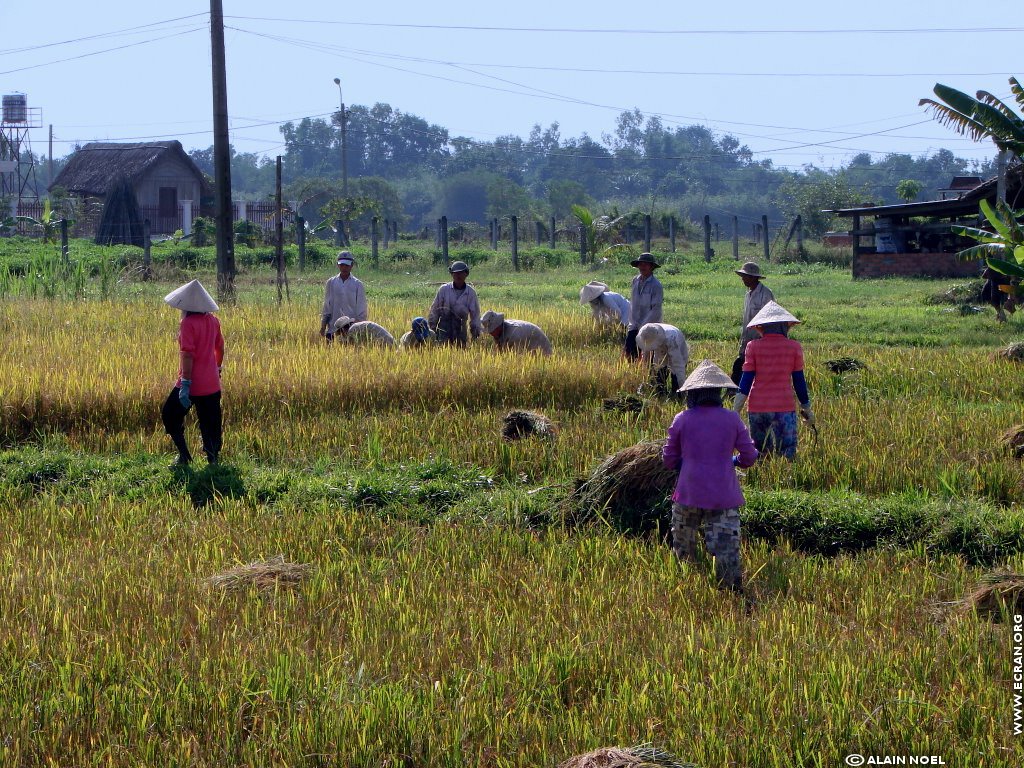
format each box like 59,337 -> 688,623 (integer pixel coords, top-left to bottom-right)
51,140 -> 210,198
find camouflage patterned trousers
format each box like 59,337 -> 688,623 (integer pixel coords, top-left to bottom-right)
671,503 -> 742,590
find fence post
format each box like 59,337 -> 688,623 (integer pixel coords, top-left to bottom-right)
703,215 -> 712,263
644,214 -> 652,253
143,219 -> 151,280
181,200 -> 193,236
796,214 -> 804,260
441,215 -> 449,266
511,215 -> 519,272
762,215 -> 770,262
371,216 -> 380,266
669,216 -> 676,252
296,215 -> 306,271
60,218 -> 69,263
382,218 -> 390,249
732,215 -> 739,260
714,222 -> 720,242
549,216 -> 556,249
579,224 -> 587,265
336,220 -> 345,248
535,220 -> 543,247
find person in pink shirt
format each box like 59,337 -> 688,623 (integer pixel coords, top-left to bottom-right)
732,301 -> 814,460
161,280 -> 225,467
662,359 -> 758,592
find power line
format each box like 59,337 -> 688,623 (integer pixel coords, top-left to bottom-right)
0,14 -> 207,56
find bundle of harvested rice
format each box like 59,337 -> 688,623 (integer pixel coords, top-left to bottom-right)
998,342 -> 1024,362
558,744 -> 695,768
207,554 -> 311,592
602,393 -> 645,413
568,440 -> 675,532
1000,425 -> 1024,459
826,356 -> 866,374
958,570 -> 1024,619
502,409 -> 557,441
928,281 -> 983,305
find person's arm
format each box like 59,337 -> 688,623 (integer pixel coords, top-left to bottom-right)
662,417 -> 683,470
215,327 -> 225,369
355,282 -> 368,321
320,281 -> 332,335
792,370 -> 809,406
179,351 -> 194,380
468,290 -> 481,339
427,287 -> 444,328
734,418 -> 759,467
734,371 -> 754,411
649,282 -> 664,322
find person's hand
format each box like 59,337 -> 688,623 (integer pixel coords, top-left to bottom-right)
732,392 -> 747,412
319,324 -> 327,337
799,403 -> 815,426
179,379 -> 192,410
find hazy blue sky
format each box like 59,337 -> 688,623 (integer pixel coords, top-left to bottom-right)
2,0 -> 1019,170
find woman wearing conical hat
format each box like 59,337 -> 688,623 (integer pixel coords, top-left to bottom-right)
732,301 -> 813,461
662,359 -> 758,592
579,280 -> 630,327
161,279 -> 225,466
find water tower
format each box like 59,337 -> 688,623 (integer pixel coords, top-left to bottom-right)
1,92 -> 42,205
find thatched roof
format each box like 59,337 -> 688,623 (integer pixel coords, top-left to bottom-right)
50,140 -> 210,197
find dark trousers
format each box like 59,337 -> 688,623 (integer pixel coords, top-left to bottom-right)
162,388 -> 222,461
624,328 -> 640,360
730,352 -> 745,385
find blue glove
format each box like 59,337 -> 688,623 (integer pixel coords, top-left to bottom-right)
178,379 -> 192,410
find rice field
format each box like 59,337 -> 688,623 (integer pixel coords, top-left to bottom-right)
1,243 -> 1022,766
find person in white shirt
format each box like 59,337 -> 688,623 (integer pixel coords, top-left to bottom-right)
427,261 -> 481,346
481,311 -> 553,356
333,316 -> 396,347
636,322 -> 689,396
580,280 -> 630,326
320,251 -> 368,343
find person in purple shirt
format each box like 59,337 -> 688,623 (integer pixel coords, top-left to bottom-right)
662,359 -> 759,592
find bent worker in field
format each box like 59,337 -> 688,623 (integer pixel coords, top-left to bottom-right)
636,322 -> 689,396
732,261 -> 774,383
161,279 -> 225,467
398,316 -> 436,348
580,280 -> 630,327
663,359 -> 759,592
320,251 -> 367,343
626,252 -> 663,360
427,260 -> 481,346
480,310 -> 553,356
333,316 -> 397,347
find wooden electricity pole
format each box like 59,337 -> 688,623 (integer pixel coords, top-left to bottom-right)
210,0 -> 236,301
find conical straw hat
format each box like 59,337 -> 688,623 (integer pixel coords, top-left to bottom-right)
164,279 -> 219,313
679,359 -> 738,392
579,281 -> 608,304
481,310 -> 505,333
747,300 -> 800,328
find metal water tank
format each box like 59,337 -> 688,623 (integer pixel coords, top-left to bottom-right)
2,93 -> 28,123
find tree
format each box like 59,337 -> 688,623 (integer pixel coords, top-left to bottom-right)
954,199 -> 1024,280
919,78 -> 1024,158
548,180 -> 592,220
572,204 -> 624,262
896,179 -> 923,202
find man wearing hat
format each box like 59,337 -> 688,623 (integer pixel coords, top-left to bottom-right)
626,253 -> 663,360
579,281 -> 630,327
320,251 -> 367,343
732,261 -> 774,383
427,261 -> 481,347
162,279 -> 225,466
333,316 -> 397,347
663,359 -> 758,592
480,310 -> 553,356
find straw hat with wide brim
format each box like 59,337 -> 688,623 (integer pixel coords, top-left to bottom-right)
747,300 -> 801,328
579,281 -> 608,304
735,261 -> 765,278
481,310 -> 505,334
678,359 -> 738,392
334,316 -> 356,331
164,279 -> 219,313
630,252 -> 661,268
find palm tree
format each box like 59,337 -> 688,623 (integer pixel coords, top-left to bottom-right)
919,78 -> 1024,158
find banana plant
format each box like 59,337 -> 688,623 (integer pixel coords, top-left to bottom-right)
15,199 -> 72,244
953,199 -> 1024,288
919,78 -> 1024,157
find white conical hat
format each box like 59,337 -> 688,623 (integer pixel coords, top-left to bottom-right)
747,300 -> 800,328
164,279 -> 218,313
481,310 -> 505,333
579,281 -> 608,304
635,322 -> 667,350
679,359 -> 738,392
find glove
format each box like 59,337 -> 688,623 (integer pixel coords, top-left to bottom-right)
178,379 -> 192,410
799,403 -> 815,426
732,392 -> 747,412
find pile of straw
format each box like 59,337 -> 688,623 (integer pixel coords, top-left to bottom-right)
998,342 -> 1024,362
206,555 -> 311,592
826,356 -> 866,374
957,570 -> 1024,619
1000,425 -> 1024,459
568,440 -> 675,531
502,410 -> 557,441
558,745 -> 695,768
602,394 -> 645,413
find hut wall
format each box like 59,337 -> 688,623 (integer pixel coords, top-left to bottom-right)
134,155 -> 203,208
853,252 -> 981,279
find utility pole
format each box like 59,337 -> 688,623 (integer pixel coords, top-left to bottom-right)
210,0 -> 236,301
48,124 -> 53,193
333,77 -> 348,196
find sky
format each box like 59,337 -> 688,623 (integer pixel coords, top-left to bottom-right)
2,0 -> 1020,174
